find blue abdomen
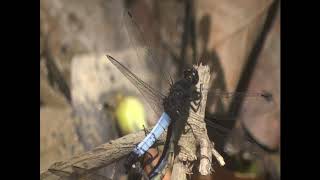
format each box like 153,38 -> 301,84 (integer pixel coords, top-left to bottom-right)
134,112 -> 171,155
125,112 -> 171,169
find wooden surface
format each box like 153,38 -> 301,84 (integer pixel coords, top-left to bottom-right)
40,127 -> 166,179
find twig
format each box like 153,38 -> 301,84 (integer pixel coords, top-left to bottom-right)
40,127 -> 167,180
171,64 -> 224,179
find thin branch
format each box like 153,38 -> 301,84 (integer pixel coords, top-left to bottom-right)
171,63 -> 224,179
40,127 -> 167,180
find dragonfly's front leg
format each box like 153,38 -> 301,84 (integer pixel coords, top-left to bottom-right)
143,125 -> 150,135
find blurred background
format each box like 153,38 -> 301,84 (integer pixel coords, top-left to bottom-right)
40,0 -> 280,179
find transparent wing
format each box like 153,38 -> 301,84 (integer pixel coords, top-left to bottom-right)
121,10 -> 174,90
47,166 -> 114,180
77,171 -> 112,180
205,89 -> 273,116
106,55 -> 165,118
204,117 -> 278,155
204,117 -> 280,180
189,90 -> 277,155
189,90 -> 274,122
207,90 -> 272,101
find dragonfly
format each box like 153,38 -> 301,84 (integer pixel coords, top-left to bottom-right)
103,10 -> 278,179
107,55 -> 202,173
40,5 -> 279,180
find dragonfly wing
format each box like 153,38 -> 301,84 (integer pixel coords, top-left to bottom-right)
121,10 -> 173,90
79,172 -> 112,180
106,55 -> 165,118
106,54 -> 172,178
205,119 -> 280,180
205,90 -> 274,117
204,117 -> 278,157
188,106 -> 275,153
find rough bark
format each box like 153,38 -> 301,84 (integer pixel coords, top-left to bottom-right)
171,64 -> 224,179
40,127 -> 166,180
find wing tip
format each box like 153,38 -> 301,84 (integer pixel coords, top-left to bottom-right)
106,54 -> 114,61
127,11 -> 132,18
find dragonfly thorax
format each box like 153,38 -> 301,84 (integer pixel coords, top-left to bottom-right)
163,76 -> 199,120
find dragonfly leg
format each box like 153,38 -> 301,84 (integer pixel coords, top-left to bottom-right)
143,125 -> 150,136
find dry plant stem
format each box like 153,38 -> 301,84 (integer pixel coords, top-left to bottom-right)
172,161 -> 187,180
171,64 -> 224,179
40,127 -> 166,179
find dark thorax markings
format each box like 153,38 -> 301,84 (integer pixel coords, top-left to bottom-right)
163,67 -> 202,122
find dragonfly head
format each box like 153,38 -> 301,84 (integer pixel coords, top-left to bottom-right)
183,67 -> 199,85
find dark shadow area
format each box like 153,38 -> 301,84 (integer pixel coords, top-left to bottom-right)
228,0 -> 280,121
197,1 -> 280,179
42,34 -> 72,104
198,14 -> 229,117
